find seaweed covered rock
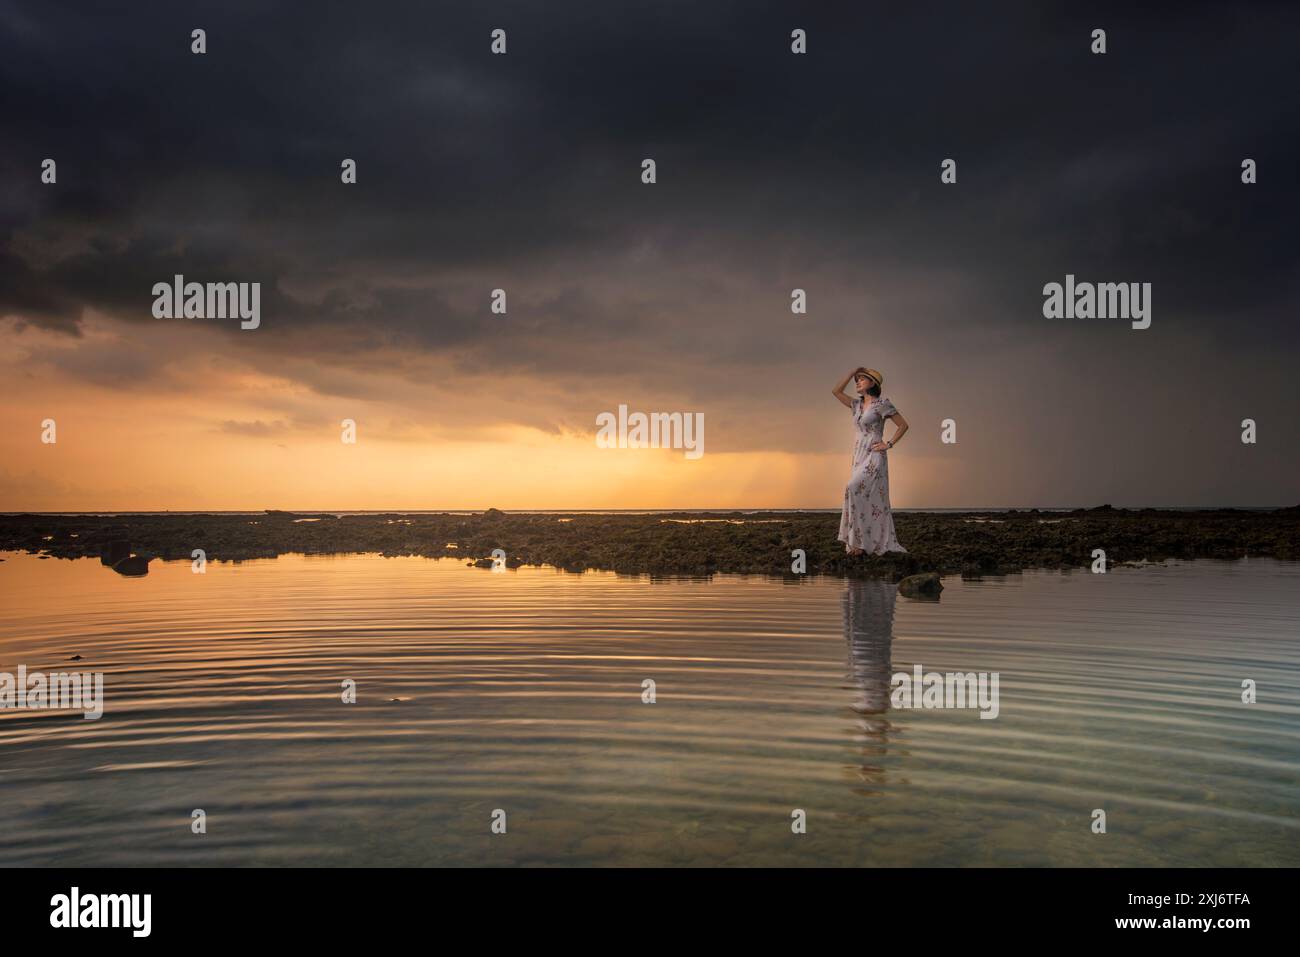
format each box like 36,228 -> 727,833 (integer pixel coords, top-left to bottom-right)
101,540 -> 131,566
0,508 -> 1295,579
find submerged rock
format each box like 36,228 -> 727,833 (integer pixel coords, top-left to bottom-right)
898,572 -> 943,599
111,555 -> 151,576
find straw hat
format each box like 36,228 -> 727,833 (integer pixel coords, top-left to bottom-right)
855,367 -> 884,388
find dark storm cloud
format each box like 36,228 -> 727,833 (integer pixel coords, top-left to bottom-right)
2,1 -> 1298,409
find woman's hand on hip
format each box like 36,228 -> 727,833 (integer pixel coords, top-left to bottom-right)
869,441 -> 890,453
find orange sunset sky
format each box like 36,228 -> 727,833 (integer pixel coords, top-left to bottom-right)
3,4 -> 1297,511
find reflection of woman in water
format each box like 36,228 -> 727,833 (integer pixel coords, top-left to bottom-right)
843,579 -> 897,791
843,579 -> 897,715
831,367 -> 909,556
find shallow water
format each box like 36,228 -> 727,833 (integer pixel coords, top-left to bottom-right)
0,551 -> 1296,866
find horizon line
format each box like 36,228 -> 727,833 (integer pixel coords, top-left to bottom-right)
2,504 -> 1293,515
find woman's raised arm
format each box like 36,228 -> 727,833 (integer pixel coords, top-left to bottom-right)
832,370 -> 856,409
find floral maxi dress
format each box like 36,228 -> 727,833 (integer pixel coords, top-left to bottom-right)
838,396 -> 906,555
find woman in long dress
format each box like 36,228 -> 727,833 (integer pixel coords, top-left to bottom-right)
832,367 -> 909,556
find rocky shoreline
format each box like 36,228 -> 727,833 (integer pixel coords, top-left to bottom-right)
1,507 -> 1296,580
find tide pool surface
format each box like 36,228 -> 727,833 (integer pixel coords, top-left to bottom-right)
0,551 -> 1296,866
